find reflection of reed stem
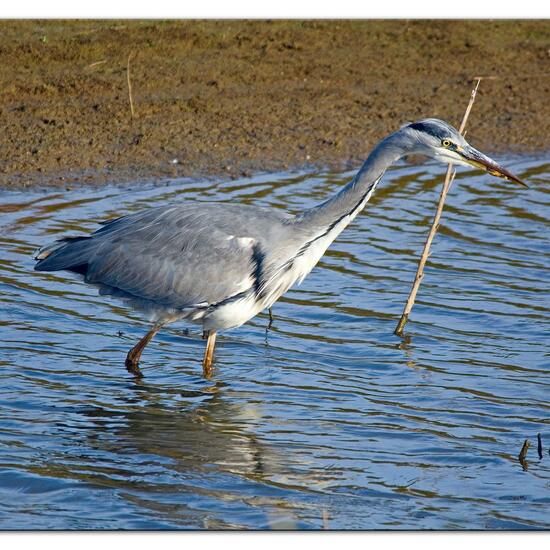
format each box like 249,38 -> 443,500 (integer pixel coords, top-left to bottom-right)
519,439 -> 530,471
322,508 -> 330,530
394,78 -> 481,336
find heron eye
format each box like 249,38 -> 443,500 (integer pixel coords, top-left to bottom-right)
442,139 -> 452,148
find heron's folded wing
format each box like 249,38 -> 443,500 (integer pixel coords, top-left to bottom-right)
82,203 -> 286,309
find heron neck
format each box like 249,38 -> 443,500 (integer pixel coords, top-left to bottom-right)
295,134 -> 405,235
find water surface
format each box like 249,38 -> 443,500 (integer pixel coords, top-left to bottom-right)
0,156 -> 549,529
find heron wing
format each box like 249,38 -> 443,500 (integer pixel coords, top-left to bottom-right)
36,202 -> 294,309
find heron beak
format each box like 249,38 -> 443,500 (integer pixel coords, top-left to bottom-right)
459,145 -> 528,188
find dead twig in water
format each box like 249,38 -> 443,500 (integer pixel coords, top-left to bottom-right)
322,508 -> 330,530
519,439 -> 531,471
394,78 -> 481,336
127,51 -> 136,118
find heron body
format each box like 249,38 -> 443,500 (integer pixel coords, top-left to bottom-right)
34,119 -> 525,377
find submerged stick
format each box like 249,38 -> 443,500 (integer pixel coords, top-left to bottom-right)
394,79 -> 481,336
127,51 -> 136,118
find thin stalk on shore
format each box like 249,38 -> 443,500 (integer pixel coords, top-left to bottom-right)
394,78 -> 481,336
127,52 -> 136,118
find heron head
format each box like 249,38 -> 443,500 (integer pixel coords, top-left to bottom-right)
401,118 -> 527,187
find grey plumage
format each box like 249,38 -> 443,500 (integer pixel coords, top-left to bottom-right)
34,118 -> 525,376
38,204 -> 286,305
36,202 -> 314,326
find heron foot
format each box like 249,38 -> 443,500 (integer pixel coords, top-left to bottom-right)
123,323 -> 162,379
125,355 -> 144,378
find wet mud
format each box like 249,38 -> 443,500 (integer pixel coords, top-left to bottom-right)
1,19 -> 548,189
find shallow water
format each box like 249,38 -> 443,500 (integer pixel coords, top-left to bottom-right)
0,156 -> 549,530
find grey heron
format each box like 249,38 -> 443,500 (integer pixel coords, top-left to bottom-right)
34,119 -> 526,378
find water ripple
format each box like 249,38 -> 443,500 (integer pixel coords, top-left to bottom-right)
0,156 -> 549,529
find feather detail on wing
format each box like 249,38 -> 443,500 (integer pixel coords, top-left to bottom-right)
34,202 -> 295,310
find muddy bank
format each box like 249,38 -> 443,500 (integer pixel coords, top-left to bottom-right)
0,19 -> 549,189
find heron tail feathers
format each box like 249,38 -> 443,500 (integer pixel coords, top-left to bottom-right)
34,236 -> 92,274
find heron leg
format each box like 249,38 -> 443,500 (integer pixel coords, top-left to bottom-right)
125,323 -> 162,378
202,330 -> 217,378
267,307 -> 274,330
